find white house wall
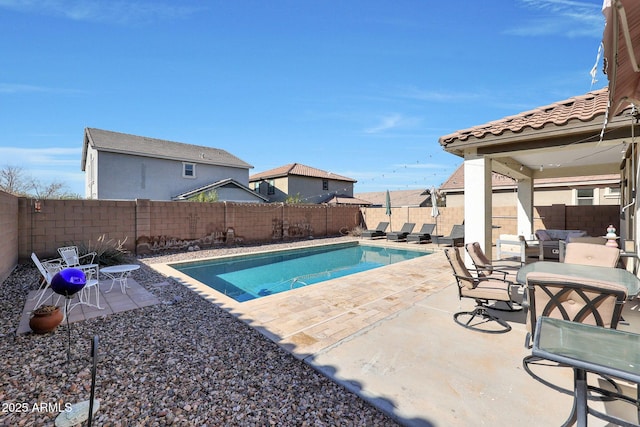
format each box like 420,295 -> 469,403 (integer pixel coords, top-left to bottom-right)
95,151 -> 250,200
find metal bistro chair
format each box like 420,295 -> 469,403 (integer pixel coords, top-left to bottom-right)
57,246 -> 102,309
444,247 -> 521,333
522,272 -> 628,408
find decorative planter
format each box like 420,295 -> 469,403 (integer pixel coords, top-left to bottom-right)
29,305 -> 63,334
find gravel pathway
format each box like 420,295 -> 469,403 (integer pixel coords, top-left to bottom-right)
0,237 -> 399,426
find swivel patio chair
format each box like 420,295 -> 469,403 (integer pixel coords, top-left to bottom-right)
465,242 -> 520,281
563,242 -> 620,268
361,222 -> 389,239
433,224 -> 464,247
406,223 -> 436,243
444,247 -> 521,333
386,223 -> 415,242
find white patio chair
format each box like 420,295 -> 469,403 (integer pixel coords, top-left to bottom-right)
58,246 -> 97,268
57,246 -> 102,309
30,253 -> 65,310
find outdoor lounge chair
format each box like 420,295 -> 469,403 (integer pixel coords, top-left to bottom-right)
361,221 -> 389,239
444,247 -> 521,333
386,223 -> 415,241
433,224 -> 464,247
406,223 -> 436,243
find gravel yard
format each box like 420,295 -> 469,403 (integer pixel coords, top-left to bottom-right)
0,237 -> 398,426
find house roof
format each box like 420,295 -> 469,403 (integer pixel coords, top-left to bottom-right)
249,163 -> 356,183
172,178 -> 269,202
355,189 -> 432,207
323,195 -> 372,206
440,163 -> 620,192
81,128 -> 253,171
439,88 -> 612,146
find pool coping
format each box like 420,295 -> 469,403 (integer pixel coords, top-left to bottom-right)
149,240 -> 439,358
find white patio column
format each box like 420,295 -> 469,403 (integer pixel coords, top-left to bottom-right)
517,178 -> 534,238
464,154 -> 492,259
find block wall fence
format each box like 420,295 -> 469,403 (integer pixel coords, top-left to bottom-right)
0,191 -> 18,284
360,204 -> 621,241
0,196 -> 621,285
15,198 -> 363,260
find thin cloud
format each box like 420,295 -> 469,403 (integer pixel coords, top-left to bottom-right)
507,0 -> 603,38
0,0 -> 201,25
364,114 -> 423,134
0,147 -> 79,167
0,83 -> 85,95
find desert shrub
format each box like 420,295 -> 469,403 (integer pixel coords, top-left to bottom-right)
76,235 -> 130,266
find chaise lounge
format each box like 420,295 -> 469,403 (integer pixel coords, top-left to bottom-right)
433,224 -> 465,247
406,223 -> 436,243
386,223 -> 415,241
361,221 -> 389,239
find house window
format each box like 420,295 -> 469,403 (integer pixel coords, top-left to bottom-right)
605,186 -> 621,198
576,188 -> 594,205
183,163 -> 196,178
268,179 -> 275,195
322,179 -> 329,191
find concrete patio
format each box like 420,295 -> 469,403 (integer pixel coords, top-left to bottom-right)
151,239 -> 640,426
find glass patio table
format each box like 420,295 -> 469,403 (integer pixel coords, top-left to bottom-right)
532,317 -> 640,426
516,261 -> 640,299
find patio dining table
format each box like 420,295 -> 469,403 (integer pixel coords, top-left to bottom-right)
516,261 -> 640,299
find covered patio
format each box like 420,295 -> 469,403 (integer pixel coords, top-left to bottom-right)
437,0 -> 640,261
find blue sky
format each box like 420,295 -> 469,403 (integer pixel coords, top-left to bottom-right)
0,0 -> 608,197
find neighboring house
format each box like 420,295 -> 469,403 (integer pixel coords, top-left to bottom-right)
440,164 -> 620,207
355,189 -> 434,207
81,128 -> 263,202
249,163 -> 357,204
172,178 -> 269,203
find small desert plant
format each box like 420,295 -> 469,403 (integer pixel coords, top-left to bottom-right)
76,234 -> 130,266
349,225 -> 364,237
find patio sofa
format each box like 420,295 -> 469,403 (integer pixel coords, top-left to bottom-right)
535,229 -> 588,260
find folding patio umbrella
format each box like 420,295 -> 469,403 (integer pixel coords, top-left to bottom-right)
431,186 -> 440,235
385,190 -> 392,232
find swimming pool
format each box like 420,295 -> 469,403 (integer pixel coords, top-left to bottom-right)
170,243 -> 431,302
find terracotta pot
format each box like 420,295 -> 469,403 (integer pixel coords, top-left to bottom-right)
29,306 -> 63,334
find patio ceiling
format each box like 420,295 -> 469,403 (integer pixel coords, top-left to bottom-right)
439,89 -> 634,181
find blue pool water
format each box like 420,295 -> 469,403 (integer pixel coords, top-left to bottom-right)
171,243 -> 430,302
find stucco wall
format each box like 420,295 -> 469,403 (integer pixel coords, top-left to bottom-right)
0,191 -> 18,284
95,151 -> 250,201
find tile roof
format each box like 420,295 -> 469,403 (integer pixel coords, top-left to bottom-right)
323,195 -> 372,205
249,163 -> 356,183
355,189 -> 431,207
82,128 -> 252,170
440,163 -> 619,192
439,88 -> 613,146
